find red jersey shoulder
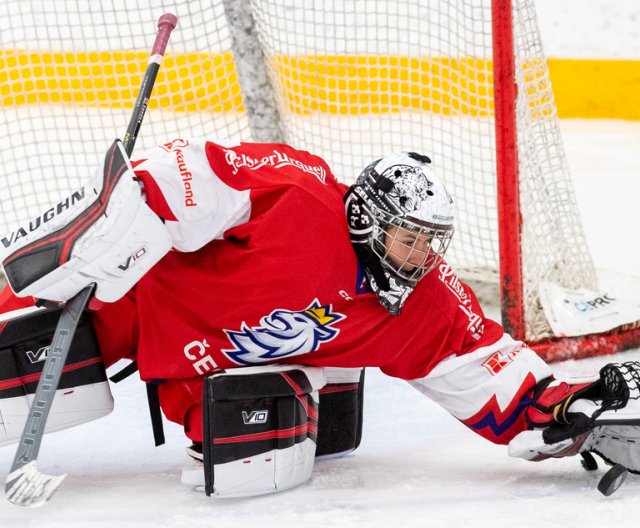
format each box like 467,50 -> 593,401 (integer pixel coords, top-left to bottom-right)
430,261 -> 485,340
204,140 -> 339,191
411,260 -> 504,354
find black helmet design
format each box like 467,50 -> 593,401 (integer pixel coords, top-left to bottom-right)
346,152 -> 454,287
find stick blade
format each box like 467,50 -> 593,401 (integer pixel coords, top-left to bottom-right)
5,461 -> 67,507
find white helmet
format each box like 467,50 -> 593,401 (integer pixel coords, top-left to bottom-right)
346,152 -> 454,286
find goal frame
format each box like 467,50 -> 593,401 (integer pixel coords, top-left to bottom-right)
492,0 -> 640,361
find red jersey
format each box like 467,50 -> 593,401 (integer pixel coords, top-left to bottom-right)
0,139 -> 553,444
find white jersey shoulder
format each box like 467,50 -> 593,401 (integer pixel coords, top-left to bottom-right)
134,138 -> 251,252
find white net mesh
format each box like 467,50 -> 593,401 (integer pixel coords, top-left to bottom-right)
512,1 -> 597,338
0,0 -> 248,234
0,0 -> 596,341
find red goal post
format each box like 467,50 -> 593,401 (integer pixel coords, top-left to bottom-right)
491,0 -> 640,360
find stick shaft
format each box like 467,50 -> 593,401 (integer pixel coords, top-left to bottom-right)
123,13 -> 177,155
5,13 -> 178,506
8,286 -> 92,473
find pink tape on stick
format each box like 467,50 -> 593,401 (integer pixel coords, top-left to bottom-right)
152,13 -> 178,56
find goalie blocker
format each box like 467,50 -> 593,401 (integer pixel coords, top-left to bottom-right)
197,365 -> 365,498
0,305 -> 113,446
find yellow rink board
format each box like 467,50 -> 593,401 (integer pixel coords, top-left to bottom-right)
1,50 -> 639,120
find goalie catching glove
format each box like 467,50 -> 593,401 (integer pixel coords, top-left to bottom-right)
509,361 -> 640,495
0,140 -> 171,304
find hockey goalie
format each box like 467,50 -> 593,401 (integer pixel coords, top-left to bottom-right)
1,138 -> 640,497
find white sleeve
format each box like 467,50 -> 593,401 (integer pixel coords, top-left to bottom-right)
133,138 -> 251,252
409,334 -> 553,444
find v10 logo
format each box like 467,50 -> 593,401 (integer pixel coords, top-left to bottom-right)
242,410 -> 269,425
118,246 -> 147,271
26,346 -> 49,364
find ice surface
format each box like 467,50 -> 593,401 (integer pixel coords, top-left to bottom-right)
3,355 -> 640,527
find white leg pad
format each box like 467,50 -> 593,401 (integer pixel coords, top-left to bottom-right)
199,364 -> 326,498
0,381 -> 113,447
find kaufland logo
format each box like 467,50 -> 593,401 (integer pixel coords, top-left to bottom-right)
160,138 -> 190,152
159,138 -> 197,208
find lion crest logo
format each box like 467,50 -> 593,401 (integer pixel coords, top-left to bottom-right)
222,299 -> 346,365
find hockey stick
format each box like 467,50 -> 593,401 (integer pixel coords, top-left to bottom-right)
4,13 -> 178,508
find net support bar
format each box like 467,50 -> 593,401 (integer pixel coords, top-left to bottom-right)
222,0 -> 285,143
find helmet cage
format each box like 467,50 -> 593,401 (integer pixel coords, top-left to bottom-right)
370,207 -> 453,284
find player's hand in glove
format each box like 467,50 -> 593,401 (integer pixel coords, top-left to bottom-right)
509,361 -> 640,495
0,139 -> 171,305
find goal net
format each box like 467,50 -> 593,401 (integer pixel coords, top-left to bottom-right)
1,0 -> 638,360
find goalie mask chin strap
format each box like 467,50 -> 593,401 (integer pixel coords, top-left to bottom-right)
361,264 -> 415,316
345,185 -> 415,316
